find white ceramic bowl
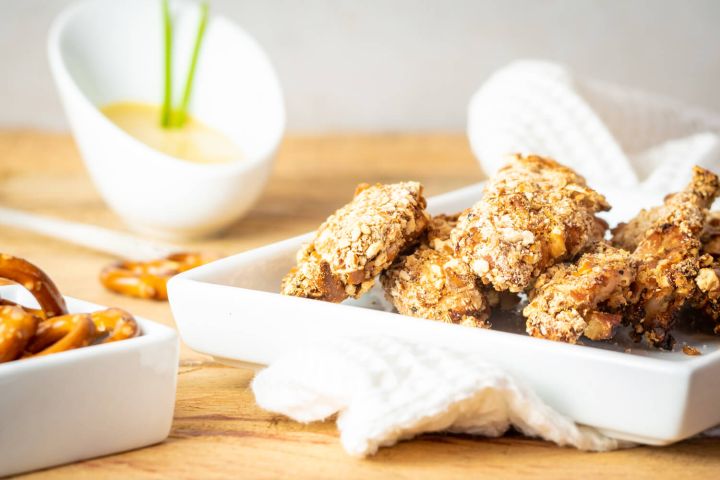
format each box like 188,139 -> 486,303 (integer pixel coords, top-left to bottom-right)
0,286 -> 179,477
48,0 -> 285,239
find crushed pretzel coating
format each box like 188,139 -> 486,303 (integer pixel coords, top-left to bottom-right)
451,154 -> 610,292
612,176 -> 720,255
626,167 -> 720,348
700,211 -> 720,257
611,206 -> 665,252
682,345 -> 702,356
381,214 -> 490,328
683,212 -> 720,334
280,243 -> 347,302
613,173 -> 719,252
281,182 -> 429,302
523,242 -> 635,343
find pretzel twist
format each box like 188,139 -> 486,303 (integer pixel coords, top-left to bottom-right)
19,308 -> 139,358
91,308 -> 140,343
0,305 -> 39,362
0,253 -> 142,363
0,298 -> 46,320
100,252 -> 214,300
0,254 -> 68,318
28,313 -> 96,357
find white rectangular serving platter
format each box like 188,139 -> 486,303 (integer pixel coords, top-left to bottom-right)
0,286 -> 179,477
169,182 -> 720,446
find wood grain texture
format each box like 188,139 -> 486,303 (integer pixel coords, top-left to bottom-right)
3,130 -> 719,479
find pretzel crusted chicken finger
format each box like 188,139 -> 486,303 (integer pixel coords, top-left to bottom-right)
281,182 -> 430,302
523,242 -> 635,343
381,214 -> 491,328
451,155 -> 610,293
612,178 -> 719,252
627,167 -> 720,348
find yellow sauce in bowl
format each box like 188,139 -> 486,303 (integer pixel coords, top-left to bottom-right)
101,101 -> 243,164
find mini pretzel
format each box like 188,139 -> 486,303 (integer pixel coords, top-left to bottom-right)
0,305 -> 39,362
100,252 -> 214,300
26,313 -> 96,357
90,308 -> 139,343
25,308 -> 139,354
0,298 -> 46,320
0,253 -> 142,363
0,253 -> 68,318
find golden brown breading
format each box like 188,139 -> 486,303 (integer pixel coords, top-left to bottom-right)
381,214 -> 491,328
280,244 -> 347,302
689,259 -> 720,335
700,211 -> 720,256
451,154 -> 610,293
611,205 -> 664,252
613,175 -> 720,252
281,182 -> 430,302
523,242 -> 635,344
426,213 -> 458,246
685,212 -> 720,334
626,167 -> 720,348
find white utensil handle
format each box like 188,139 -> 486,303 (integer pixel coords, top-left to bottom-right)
0,206 -> 180,261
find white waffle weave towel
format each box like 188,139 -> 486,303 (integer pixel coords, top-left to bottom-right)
468,60 -> 720,199
253,60 -> 720,457
252,336 -> 626,457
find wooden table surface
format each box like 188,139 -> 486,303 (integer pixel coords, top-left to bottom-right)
2,130 -> 719,479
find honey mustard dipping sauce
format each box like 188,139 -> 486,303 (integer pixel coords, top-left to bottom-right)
101,101 -> 243,164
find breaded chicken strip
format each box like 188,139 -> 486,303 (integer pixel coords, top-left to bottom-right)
381,214 -> 491,328
612,180 -> 718,252
281,182 -> 430,302
451,154 -> 610,293
523,242 -> 635,343
626,167 -> 720,348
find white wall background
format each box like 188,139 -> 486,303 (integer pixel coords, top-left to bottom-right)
1,0 -> 719,132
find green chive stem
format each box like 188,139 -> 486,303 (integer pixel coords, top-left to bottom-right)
161,0 -> 173,128
173,1 -> 209,128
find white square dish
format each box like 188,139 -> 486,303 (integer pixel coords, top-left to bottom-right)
0,286 -> 179,477
168,183 -> 720,446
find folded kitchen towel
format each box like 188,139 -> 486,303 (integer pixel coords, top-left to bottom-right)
468,60 -> 720,218
252,336 -> 628,457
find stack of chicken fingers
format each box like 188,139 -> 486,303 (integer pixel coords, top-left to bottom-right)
281,154 -> 720,350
